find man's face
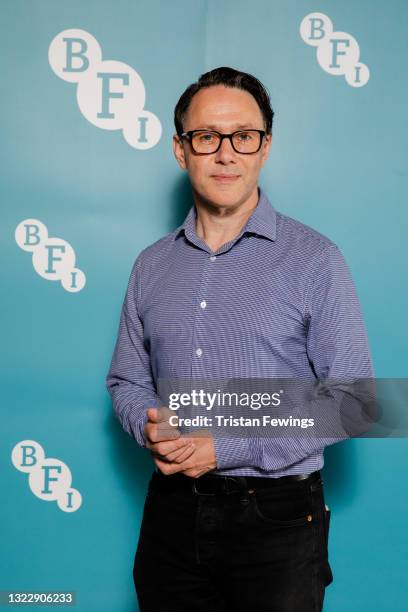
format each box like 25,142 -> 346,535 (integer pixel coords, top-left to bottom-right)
173,85 -> 272,209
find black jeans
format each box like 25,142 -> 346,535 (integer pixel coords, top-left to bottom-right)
134,470 -> 333,612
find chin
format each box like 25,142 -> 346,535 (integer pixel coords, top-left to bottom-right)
202,184 -> 246,208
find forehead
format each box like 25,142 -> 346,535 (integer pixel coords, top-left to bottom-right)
184,85 -> 264,129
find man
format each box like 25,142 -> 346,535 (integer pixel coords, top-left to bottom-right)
106,67 -> 373,611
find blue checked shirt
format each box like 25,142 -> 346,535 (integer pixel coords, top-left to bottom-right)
106,187 -> 374,477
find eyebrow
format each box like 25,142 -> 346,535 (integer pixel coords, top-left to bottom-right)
194,124 -> 258,131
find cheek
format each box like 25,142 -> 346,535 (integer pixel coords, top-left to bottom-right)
245,158 -> 262,174
188,160 -> 211,182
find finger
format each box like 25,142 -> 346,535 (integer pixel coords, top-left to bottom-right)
157,406 -> 177,423
151,438 -> 193,457
146,407 -> 159,422
153,456 -> 183,475
165,443 -> 196,463
146,423 -> 180,444
147,406 -> 172,423
181,468 -> 200,478
154,455 -> 195,476
183,467 -> 209,478
156,424 -> 181,441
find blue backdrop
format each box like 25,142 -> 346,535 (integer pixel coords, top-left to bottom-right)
1,1 -> 407,610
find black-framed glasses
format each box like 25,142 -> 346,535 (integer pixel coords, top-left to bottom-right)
180,129 -> 266,155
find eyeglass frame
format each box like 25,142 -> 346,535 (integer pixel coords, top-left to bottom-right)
180,129 -> 267,155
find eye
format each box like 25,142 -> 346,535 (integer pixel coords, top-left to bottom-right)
198,132 -> 216,143
236,131 -> 253,141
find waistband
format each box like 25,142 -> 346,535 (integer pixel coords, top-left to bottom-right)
151,469 -> 321,496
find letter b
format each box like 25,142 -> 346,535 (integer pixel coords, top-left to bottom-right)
309,18 -> 325,41
62,37 -> 89,73
300,13 -> 333,47
20,445 -> 37,467
11,440 -> 46,474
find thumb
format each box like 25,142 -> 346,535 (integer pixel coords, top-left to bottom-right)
146,407 -> 159,422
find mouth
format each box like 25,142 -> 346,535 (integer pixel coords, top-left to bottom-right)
211,174 -> 240,183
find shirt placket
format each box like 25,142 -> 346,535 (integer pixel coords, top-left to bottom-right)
190,251 -> 219,377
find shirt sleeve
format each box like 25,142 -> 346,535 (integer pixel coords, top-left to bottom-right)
105,256 -> 162,447
213,244 -> 375,472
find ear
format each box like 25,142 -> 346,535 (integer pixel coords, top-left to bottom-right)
173,134 -> 187,170
260,133 -> 272,167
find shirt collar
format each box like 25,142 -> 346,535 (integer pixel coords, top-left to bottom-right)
175,187 -> 277,243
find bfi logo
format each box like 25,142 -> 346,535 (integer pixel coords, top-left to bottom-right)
15,219 -> 86,292
300,13 -> 370,87
12,440 -> 82,513
48,29 -> 161,149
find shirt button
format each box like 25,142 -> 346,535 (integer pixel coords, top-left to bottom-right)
195,348 -> 203,357
210,255 -> 217,262
200,300 -> 207,309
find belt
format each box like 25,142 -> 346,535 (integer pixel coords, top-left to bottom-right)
151,469 -> 320,496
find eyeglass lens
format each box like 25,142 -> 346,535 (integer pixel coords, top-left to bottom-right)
191,131 -> 261,153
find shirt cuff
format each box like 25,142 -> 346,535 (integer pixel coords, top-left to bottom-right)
213,436 -> 252,470
128,405 -> 150,448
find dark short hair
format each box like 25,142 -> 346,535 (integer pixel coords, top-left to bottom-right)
174,66 -> 274,136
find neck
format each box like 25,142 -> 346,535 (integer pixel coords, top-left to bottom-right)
193,186 -> 260,252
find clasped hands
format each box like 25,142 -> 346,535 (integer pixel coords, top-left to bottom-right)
144,407 -> 217,478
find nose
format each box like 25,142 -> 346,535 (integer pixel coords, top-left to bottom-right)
214,135 -> 236,164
